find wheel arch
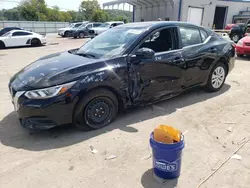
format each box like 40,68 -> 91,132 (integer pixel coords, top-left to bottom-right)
0,40 -> 6,47
78,85 -> 125,113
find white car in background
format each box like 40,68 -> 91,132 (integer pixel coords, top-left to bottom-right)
89,21 -> 124,36
58,22 -> 88,37
0,30 -> 46,49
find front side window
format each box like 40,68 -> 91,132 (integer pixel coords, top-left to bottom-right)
139,27 -> 178,53
77,27 -> 146,58
180,27 -> 202,47
74,24 -> 82,28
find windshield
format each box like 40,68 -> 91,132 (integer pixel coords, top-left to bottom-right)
76,27 -> 145,59
69,24 -> 74,28
2,31 -> 11,37
78,24 -> 87,29
99,23 -> 110,28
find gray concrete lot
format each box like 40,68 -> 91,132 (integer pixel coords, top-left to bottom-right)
0,34 -> 249,188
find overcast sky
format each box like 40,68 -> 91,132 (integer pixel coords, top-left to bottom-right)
1,0 -> 117,11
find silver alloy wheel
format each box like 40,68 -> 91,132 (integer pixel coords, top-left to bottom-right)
232,35 -> 239,42
211,66 -> 225,89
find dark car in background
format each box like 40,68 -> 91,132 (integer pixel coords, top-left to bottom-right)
71,22 -> 102,38
0,27 -> 24,36
9,22 -> 235,131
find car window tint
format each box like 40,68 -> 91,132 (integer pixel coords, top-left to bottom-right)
200,29 -> 209,42
180,27 -> 202,47
75,24 -> 82,28
139,27 -> 178,53
12,32 -> 31,36
94,23 -> 101,27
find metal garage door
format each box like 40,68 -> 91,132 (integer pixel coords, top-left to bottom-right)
187,7 -> 203,26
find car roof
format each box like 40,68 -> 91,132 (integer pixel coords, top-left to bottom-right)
119,21 -> 202,29
8,30 -> 34,34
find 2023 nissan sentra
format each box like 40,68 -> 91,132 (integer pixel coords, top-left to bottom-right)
9,22 -> 235,130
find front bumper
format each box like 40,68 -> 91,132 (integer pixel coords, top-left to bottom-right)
10,90 -> 78,130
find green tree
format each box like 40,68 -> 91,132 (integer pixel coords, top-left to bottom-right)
19,0 -> 48,21
91,9 -> 109,22
80,0 -> 100,20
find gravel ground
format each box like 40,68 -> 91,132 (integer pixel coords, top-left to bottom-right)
0,34 -> 249,188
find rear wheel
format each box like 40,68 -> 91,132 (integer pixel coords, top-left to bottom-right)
205,63 -> 227,92
79,32 -> 85,38
231,34 -> 240,43
31,38 -> 41,47
0,41 -> 5,49
74,88 -> 119,131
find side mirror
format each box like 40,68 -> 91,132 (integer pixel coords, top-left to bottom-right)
135,48 -> 155,59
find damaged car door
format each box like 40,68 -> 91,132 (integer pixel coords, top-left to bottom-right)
128,26 -> 184,105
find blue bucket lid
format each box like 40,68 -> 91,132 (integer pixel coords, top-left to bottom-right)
150,132 -> 185,150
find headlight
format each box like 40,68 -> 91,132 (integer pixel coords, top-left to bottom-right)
25,81 -> 76,99
237,40 -> 244,46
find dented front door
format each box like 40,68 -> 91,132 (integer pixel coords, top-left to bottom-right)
128,50 -> 184,105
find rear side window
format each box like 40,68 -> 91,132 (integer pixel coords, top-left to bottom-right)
93,23 -> 101,27
200,29 -> 209,42
180,27 -> 202,47
12,32 -> 31,36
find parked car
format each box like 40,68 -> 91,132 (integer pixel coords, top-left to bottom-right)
225,24 -> 238,30
9,22 -> 235,130
58,22 -> 88,37
88,21 -> 124,37
235,36 -> 250,57
0,30 -> 46,49
0,27 -> 24,36
229,21 -> 250,42
71,22 -> 102,38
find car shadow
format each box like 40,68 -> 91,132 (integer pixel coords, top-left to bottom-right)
141,169 -> 178,188
0,84 -> 231,151
0,45 -> 45,50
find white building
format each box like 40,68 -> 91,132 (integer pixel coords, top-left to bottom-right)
103,0 -> 250,29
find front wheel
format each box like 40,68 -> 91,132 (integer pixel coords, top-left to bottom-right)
31,38 -> 41,47
237,54 -> 244,57
205,63 -> 227,92
79,32 -> 85,38
74,88 -> 119,131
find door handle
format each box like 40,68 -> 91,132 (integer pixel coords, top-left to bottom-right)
209,48 -> 217,53
173,57 -> 185,63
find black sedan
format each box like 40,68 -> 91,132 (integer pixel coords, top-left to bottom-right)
9,22 -> 235,130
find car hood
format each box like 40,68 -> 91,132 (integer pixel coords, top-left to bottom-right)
58,27 -> 70,31
12,51 -> 107,89
241,36 -> 250,42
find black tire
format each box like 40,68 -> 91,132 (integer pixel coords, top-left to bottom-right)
31,38 -> 41,47
73,88 -> 119,131
205,63 -> 227,92
0,41 -> 5,49
237,54 -> 244,57
73,36 -> 77,39
64,31 -> 70,37
79,32 -> 85,38
231,34 -> 240,43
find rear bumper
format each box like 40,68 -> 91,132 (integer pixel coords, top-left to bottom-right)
236,45 -> 250,55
